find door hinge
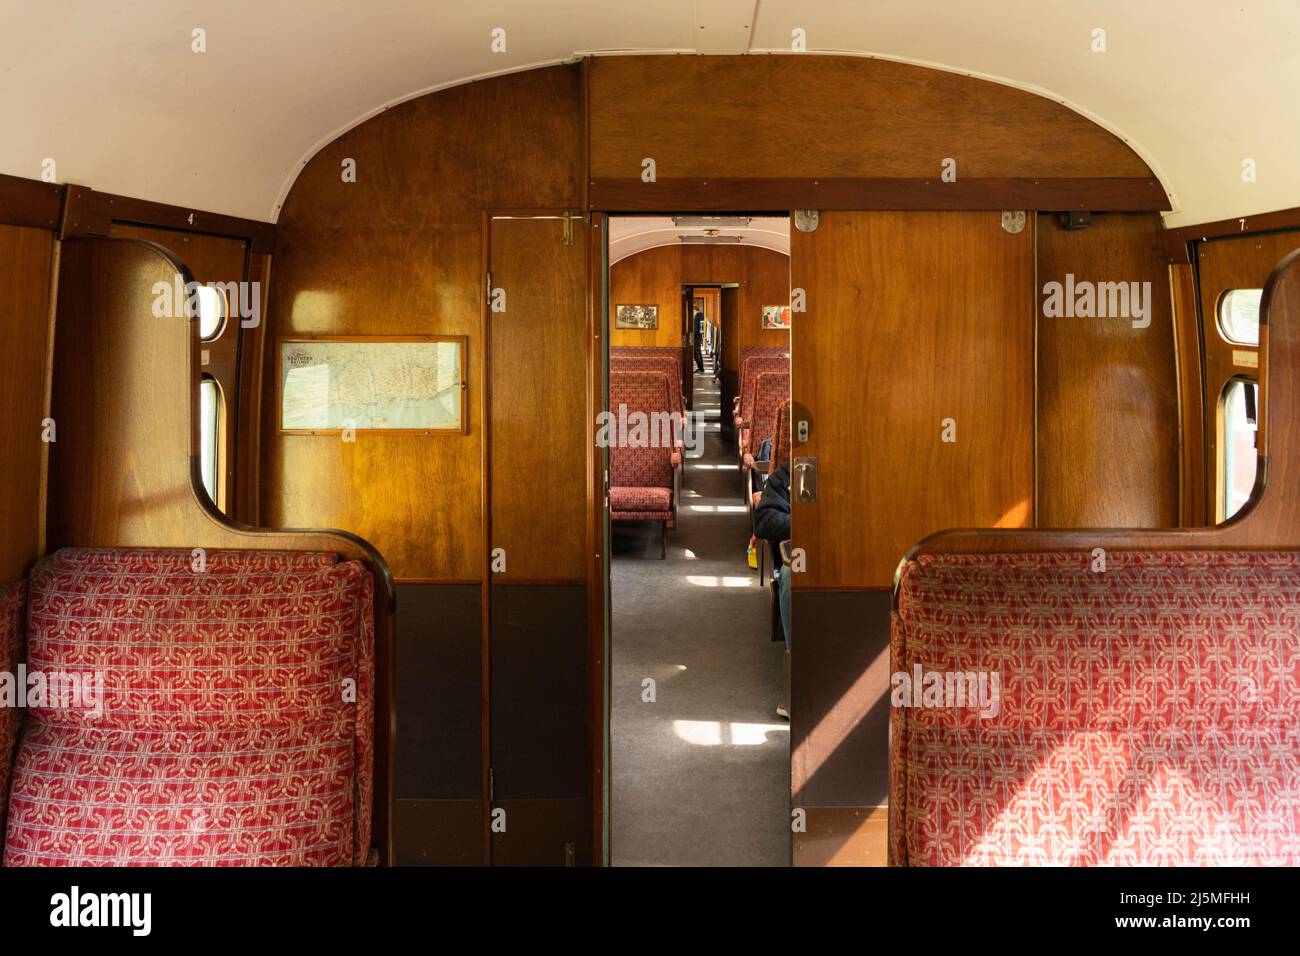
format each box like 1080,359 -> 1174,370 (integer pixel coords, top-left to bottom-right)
562,211 -> 586,246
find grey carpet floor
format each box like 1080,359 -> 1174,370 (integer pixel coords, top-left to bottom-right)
610,364 -> 789,866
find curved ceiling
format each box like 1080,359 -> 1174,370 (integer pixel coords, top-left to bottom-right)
610,216 -> 790,263
2,1 -> 1296,227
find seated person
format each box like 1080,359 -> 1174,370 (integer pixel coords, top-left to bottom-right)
753,464 -> 792,718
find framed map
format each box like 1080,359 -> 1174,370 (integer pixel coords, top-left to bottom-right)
278,336 -> 466,434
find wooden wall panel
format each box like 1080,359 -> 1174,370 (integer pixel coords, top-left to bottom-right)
264,66 -> 583,581
790,212 -> 1035,590
609,245 -> 683,349
1036,213 -> 1179,528
1171,263 -> 1207,526
488,217 -> 587,582
609,244 -> 789,358
589,56 -> 1153,181
0,225 -> 57,582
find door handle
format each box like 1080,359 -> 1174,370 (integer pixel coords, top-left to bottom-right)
793,456 -> 817,503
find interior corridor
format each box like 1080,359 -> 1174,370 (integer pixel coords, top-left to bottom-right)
610,363 -> 789,866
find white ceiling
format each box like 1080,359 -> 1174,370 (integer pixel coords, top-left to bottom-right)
609,216 -> 790,263
2,1 -> 1297,227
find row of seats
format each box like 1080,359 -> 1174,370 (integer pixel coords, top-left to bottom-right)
733,347 -> 789,470
734,347 -> 791,585
0,548 -> 375,865
609,347 -> 687,558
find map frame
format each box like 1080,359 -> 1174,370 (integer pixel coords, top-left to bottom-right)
276,335 -> 468,435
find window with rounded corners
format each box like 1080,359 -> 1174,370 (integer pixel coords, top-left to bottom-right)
1220,377 -> 1259,521
199,375 -> 222,504
1217,289 -> 1262,346
195,283 -> 227,341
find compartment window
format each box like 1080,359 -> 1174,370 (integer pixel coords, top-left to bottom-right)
1221,377 -> 1259,520
200,375 -> 222,503
195,283 -> 227,341
1217,289 -> 1262,346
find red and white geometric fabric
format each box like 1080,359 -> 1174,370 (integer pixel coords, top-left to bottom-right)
770,400 -> 791,471
0,578 -> 24,848
609,486 -> 673,520
609,370 -> 677,523
3,548 -> 374,867
737,354 -> 788,430
611,348 -> 686,422
891,550 -> 1300,867
744,370 -> 789,457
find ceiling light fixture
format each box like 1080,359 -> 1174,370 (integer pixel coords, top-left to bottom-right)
672,216 -> 752,229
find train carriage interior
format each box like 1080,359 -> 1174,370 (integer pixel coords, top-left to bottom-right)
2,0 -> 1300,891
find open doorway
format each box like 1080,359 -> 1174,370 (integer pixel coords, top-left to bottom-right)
604,214 -> 793,865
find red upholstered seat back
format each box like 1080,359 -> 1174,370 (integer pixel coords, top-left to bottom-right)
739,354 -> 788,428
3,548 -> 374,867
749,371 -> 789,454
770,399 -> 791,471
609,370 -> 676,491
890,550 -> 1300,866
611,350 -> 684,417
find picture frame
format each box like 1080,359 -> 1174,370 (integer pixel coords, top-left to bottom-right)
615,304 -> 659,329
276,335 -> 468,435
762,305 -> 792,330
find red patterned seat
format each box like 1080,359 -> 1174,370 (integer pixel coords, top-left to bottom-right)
609,370 -> 680,557
733,347 -> 787,431
2,548 -> 374,867
611,347 -> 687,426
890,550 -> 1300,866
741,371 -> 790,466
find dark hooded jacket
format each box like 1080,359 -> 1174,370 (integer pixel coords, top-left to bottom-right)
753,464 -> 791,566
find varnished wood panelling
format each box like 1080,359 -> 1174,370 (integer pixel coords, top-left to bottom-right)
0,225 -> 57,582
265,66 -> 583,581
488,217 -> 588,581
791,212 -> 1035,589
609,245 -> 684,349
589,56 -> 1154,182
1036,213 -> 1178,528
1171,263 -> 1207,526
609,243 -> 789,358
110,224 -> 249,513
0,174 -> 63,230
904,251 -> 1300,566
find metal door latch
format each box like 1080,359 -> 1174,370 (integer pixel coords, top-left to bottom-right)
793,456 -> 818,502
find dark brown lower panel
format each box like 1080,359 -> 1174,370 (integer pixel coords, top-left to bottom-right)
791,589 -> 892,807
395,799 -> 484,866
794,805 -> 888,867
491,798 -> 593,866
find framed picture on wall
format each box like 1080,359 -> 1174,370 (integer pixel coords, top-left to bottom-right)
277,335 -> 467,435
615,304 -> 659,329
762,305 -> 792,329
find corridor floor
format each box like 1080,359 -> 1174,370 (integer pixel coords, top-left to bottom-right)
609,363 -> 788,866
